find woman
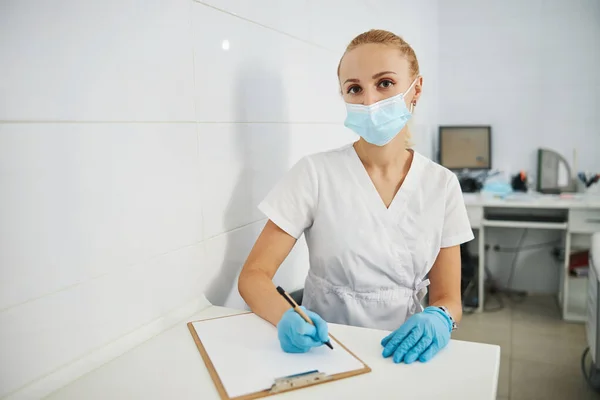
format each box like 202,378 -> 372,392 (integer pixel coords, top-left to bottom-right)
238,29 -> 473,364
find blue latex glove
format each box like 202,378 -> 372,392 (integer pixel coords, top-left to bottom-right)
381,306 -> 452,364
277,307 -> 329,353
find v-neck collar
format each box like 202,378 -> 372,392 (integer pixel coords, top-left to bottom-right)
346,144 -> 422,214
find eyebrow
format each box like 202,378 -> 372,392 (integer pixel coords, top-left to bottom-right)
343,71 -> 397,85
372,71 -> 396,79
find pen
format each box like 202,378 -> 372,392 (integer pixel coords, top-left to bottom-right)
276,286 -> 334,350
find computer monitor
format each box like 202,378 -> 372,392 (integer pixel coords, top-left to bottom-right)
438,126 -> 491,170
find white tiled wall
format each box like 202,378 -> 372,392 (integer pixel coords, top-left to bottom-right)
0,0 -> 196,122
438,0 -> 600,293
0,0 -> 439,397
0,124 -> 202,310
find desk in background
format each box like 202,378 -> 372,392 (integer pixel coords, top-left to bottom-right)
48,306 -> 501,400
464,193 -> 600,322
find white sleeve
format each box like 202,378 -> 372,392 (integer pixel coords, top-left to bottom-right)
440,174 -> 475,248
258,156 -> 318,239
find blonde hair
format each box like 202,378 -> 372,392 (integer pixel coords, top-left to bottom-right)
338,29 -> 420,147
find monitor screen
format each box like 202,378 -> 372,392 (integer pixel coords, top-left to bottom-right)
438,126 -> 491,170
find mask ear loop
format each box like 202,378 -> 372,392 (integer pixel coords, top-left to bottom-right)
405,76 -> 420,114
406,76 -> 419,93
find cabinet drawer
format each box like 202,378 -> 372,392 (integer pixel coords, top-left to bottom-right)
467,205 -> 483,228
569,209 -> 600,233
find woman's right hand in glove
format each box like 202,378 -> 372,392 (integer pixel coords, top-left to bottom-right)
277,307 -> 329,353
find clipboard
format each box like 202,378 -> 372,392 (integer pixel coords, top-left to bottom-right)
188,313 -> 371,400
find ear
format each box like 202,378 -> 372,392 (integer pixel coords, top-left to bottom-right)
413,76 -> 424,105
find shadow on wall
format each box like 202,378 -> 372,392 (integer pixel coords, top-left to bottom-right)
205,65 -> 290,309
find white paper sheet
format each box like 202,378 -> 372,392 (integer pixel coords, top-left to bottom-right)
192,314 -> 365,398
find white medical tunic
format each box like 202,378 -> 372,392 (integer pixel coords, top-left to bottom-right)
258,144 -> 474,331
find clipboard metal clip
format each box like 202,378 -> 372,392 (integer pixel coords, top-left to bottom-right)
270,370 -> 332,393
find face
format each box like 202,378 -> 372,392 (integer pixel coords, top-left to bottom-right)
338,43 -> 422,107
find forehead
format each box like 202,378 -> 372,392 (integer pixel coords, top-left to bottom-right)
339,43 -> 410,80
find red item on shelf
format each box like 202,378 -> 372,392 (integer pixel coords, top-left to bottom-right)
569,250 -> 589,271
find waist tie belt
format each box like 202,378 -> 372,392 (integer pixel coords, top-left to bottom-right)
412,278 -> 430,313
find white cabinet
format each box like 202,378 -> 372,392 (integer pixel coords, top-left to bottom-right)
569,209 -> 600,234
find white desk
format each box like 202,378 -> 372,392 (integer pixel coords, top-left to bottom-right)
48,306 -> 501,400
464,193 -> 600,321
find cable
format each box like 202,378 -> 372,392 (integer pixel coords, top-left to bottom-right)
460,258 -> 506,313
480,229 -> 529,307
504,228 -> 528,302
461,279 -> 477,314
581,346 -> 599,392
460,243 -> 480,314
484,292 -> 506,312
481,265 -> 505,311
460,235 -> 528,314
471,229 -> 558,313
494,239 -> 561,253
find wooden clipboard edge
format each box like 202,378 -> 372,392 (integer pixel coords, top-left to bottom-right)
187,314 -> 372,400
187,322 -> 230,400
329,332 -> 371,372
187,312 -> 253,399
188,310 -> 252,324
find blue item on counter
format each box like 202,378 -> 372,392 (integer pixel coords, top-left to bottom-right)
482,181 -> 513,197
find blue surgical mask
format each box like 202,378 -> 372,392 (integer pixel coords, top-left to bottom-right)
343,77 -> 418,146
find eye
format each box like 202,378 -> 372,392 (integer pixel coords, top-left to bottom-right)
347,85 -> 362,95
378,79 -> 395,89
